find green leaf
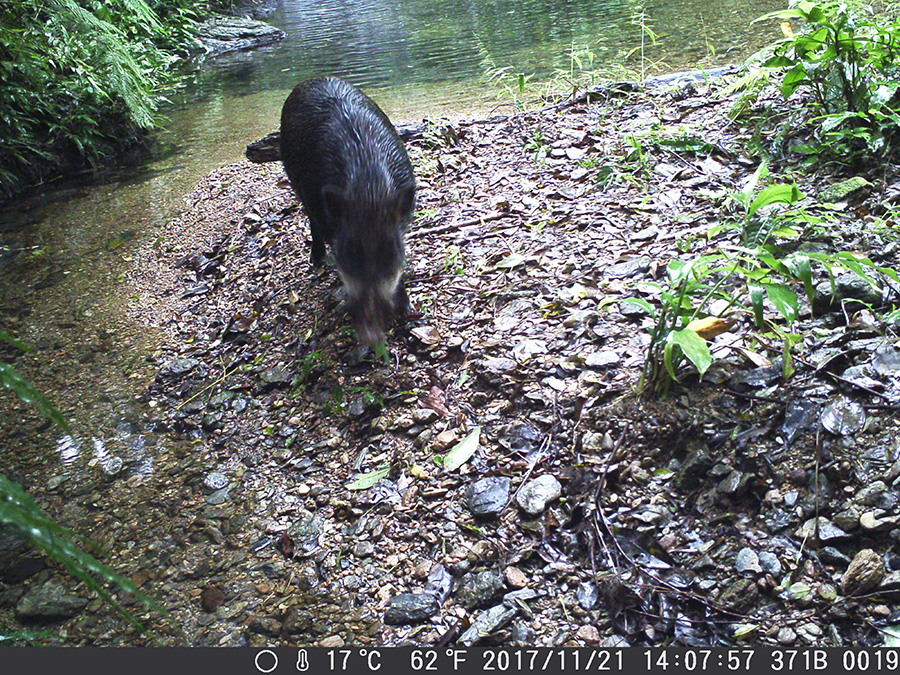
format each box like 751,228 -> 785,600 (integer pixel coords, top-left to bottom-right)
668,329 -> 712,377
496,253 -> 526,269
747,184 -> 802,220
0,330 -> 32,352
786,254 -> 815,305
347,466 -> 391,490
765,283 -> 799,325
620,297 -> 656,318
444,426 -> 481,471
749,283 -> 766,327
780,65 -> 808,98
0,363 -> 69,432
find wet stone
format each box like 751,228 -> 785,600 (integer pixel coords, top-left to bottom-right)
777,627 -> 797,646
819,547 -> 853,567
383,592 -> 441,625
673,445 -> 714,490
466,477 -> 510,518
204,471 -> 229,492
516,475 -> 562,515
425,564 -> 453,603
353,541 -> 375,558
205,487 -> 231,505
872,344 -> 900,376
260,365 -> 293,387
458,570 -> 506,610
159,358 -> 200,378
821,395 -> 866,436
459,603 -> 517,647
813,273 -> 883,313
15,580 -> 88,622
576,581 -> 599,610
797,517 -> 850,544
510,620 -> 537,644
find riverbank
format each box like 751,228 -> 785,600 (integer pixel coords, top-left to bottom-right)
2,72 -> 899,647
0,0 -> 282,205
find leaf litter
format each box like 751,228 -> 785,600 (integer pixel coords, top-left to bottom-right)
2,73 -> 900,648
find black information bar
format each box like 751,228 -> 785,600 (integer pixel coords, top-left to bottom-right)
2,647 -> 898,675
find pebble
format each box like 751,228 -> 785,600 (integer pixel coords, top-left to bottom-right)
459,604 -> 517,647
776,627 -> 797,645
841,548 -> 885,596
735,548 -> 761,574
467,477 -> 511,518
505,566 -> 528,589
576,582 -> 599,610
458,570 -> 506,610
516,475 -> 562,515
758,551 -> 782,576
383,593 -> 441,625
575,624 -> 601,644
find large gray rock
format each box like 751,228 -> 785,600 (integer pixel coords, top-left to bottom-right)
197,17 -> 285,56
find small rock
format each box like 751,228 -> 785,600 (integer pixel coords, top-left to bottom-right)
159,358 -> 200,378
458,604 -> 517,647
15,580 -> 88,622
505,566 -> 528,589
758,551 -> 782,576
576,581 -> 599,610
353,541 -> 375,558
200,586 -> 225,613
383,593 -> 440,625
458,570 -> 506,610
516,475 -> 562,515
673,445 -> 714,490
860,511 -> 900,532
467,477 -> 510,518
813,273 -> 882,314
203,471 -> 229,492
576,624 -> 601,644
319,635 -> 344,648
425,564 -> 453,603
841,548 -> 885,596
735,548 -> 762,574
796,517 -> 850,544
260,365 -> 293,387
413,408 -> 439,424
777,627 -> 797,645
821,395 -> 866,436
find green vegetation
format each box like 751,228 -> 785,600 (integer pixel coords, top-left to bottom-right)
0,0 -> 202,201
742,0 -> 900,165
630,1 -> 900,397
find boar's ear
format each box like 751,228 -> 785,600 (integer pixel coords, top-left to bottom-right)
321,185 -> 347,222
394,183 -> 415,220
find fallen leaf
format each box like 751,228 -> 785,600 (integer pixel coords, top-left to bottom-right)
685,316 -> 735,340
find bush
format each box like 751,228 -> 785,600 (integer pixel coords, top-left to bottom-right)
0,0 -> 201,200
752,1 -> 900,163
